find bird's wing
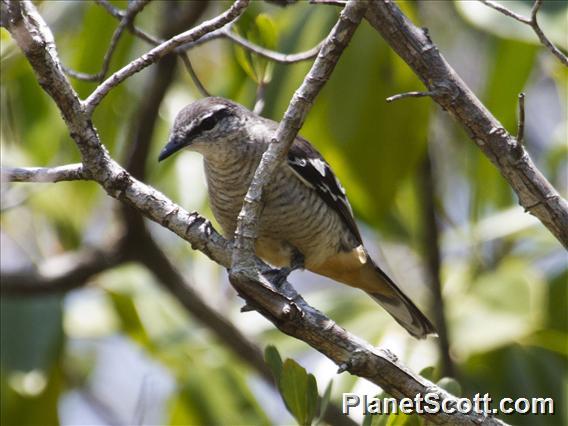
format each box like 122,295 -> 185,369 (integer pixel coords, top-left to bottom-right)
287,136 -> 363,244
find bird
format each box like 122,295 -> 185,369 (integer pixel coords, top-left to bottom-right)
159,97 -> 437,339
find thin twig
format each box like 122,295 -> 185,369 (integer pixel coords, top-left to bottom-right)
309,0 -> 347,6
478,0 -> 530,23
386,90 -> 435,103
223,29 -> 324,63
478,0 -> 568,66
94,0 -> 322,97
517,92 -> 526,145
66,0 -> 151,82
97,2 -> 323,63
96,0 -> 160,45
1,164 -> 89,183
179,52 -> 211,97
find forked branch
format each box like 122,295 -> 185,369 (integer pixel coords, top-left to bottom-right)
479,0 -> 568,66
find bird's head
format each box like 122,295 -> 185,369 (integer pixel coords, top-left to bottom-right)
158,97 -> 247,162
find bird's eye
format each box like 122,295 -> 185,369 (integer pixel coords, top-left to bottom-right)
200,115 -> 217,131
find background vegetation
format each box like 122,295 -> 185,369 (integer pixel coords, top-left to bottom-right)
1,1 -> 566,425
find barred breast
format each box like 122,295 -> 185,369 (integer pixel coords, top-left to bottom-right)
204,154 -> 355,269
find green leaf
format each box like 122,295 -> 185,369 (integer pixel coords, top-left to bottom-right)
0,296 -> 63,372
279,359 -> 319,426
234,13 -> 278,85
251,14 -> 277,84
385,411 -> 422,426
436,377 -> 462,397
254,14 -> 278,51
106,289 -> 152,349
234,43 -> 259,83
264,345 -> 284,382
418,366 -> 436,382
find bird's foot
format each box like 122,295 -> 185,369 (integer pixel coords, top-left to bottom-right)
290,249 -> 305,271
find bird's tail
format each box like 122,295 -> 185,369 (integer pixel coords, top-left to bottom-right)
310,249 -> 437,339
364,261 -> 437,339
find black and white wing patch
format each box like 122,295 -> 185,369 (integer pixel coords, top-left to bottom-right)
287,137 -> 362,244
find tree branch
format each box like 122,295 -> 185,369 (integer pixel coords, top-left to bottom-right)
97,0 -> 323,65
1,164 -> 89,183
360,1 -> 568,249
2,1 -> 508,423
64,0 -> 151,82
83,0 -> 250,114
95,0 -> 160,45
1,240 -> 126,295
231,0 -> 370,270
479,0 -> 568,66
222,27 -> 324,63
92,0 -> 321,98
419,152 -> 454,378
113,3 -> 354,418
386,90 -> 435,103
516,92 -> 526,146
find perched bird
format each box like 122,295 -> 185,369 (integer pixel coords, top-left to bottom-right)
159,97 -> 436,339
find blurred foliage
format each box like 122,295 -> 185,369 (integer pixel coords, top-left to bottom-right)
1,1 -> 567,426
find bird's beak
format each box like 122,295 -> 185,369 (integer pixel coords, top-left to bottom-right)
158,134 -> 187,162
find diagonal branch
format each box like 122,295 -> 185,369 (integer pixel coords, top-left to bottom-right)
359,1 -> 568,249
231,0 -> 370,270
478,0 -> 567,66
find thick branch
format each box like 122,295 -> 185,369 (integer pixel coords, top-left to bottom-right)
361,1 -> 568,248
